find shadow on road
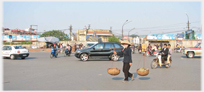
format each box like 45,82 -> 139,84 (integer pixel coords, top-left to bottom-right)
24,57 -> 37,59
138,77 -> 150,80
3,57 -> 37,60
78,58 -> 123,62
155,66 -> 169,69
112,72 -> 138,81
112,77 -> 123,80
181,56 -> 201,58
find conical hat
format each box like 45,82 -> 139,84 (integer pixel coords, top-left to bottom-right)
120,40 -> 131,45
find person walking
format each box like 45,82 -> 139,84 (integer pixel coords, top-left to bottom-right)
74,43 -> 77,52
160,42 -> 163,50
122,41 -> 134,83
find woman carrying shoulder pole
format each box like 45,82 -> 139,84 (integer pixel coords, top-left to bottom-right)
122,41 -> 134,83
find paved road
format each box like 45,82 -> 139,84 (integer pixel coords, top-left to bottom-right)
3,51 -> 201,90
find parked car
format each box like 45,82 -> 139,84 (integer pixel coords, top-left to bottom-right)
75,42 -> 124,61
2,45 -> 29,60
183,42 -> 202,58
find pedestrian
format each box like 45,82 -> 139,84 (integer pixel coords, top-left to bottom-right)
132,44 -> 135,54
122,41 -> 134,83
74,43 -> 77,52
167,44 -> 172,64
160,42 -> 163,50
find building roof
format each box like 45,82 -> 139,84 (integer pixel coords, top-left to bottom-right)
87,32 -> 112,35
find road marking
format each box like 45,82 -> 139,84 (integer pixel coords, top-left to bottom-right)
98,74 -> 102,76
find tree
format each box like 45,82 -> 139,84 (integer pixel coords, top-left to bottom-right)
108,35 -> 120,43
40,30 -> 70,41
130,34 -> 138,38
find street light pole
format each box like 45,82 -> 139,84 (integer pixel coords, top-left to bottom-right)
185,13 -> 190,31
128,28 -> 136,42
122,20 -> 132,41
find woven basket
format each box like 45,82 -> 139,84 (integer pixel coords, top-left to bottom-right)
137,68 -> 149,76
107,68 -> 120,76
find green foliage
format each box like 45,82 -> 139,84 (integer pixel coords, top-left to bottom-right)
3,42 -> 32,45
108,36 -> 120,43
40,30 -> 69,41
130,34 -> 138,38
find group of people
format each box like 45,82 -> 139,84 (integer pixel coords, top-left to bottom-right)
122,42 -> 173,83
51,43 -> 72,56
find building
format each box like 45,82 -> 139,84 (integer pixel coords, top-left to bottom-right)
77,29 -> 113,42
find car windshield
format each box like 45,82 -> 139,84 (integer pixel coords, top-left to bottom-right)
194,43 -> 200,48
88,43 -> 98,49
14,46 -> 25,49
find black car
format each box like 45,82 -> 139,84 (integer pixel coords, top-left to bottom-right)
75,42 -> 124,61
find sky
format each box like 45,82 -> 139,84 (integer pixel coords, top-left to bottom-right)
3,1 -> 201,36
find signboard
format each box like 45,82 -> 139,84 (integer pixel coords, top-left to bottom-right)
9,35 -> 12,39
12,35 -> 17,40
157,34 -> 163,39
3,35 -> 40,41
25,35 -> 30,40
185,29 -> 193,34
147,34 -> 177,40
195,34 -> 202,39
4,35 -> 10,40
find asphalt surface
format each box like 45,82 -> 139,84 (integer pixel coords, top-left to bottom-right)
3,51 -> 201,90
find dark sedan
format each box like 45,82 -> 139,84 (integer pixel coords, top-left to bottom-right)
75,42 -> 124,61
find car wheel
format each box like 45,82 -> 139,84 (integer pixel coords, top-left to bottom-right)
151,59 -> 158,69
10,55 -> 15,60
21,57 -> 25,59
80,53 -> 89,61
111,54 -> 119,61
187,52 -> 194,58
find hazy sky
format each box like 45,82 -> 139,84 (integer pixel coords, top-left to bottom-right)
3,1 -> 201,36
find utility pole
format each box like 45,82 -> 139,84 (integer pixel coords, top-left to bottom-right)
30,25 -> 38,48
69,25 -> 72,41
88,24 -> 90,29
186,13 -> 190,30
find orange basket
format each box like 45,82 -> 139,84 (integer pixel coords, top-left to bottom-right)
137,68 -> 149,76
107,68 -> 120,76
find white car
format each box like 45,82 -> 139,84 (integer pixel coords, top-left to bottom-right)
2,45 -> 29,60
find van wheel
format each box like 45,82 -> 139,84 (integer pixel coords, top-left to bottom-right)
10,55 -> 15,60
187,52 -> 194,58
80,53 -> 89,61
21,57 -> 25,59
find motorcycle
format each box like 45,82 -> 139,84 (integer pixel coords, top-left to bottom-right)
138,49 -> 142,54
132,48 -> 135,54
151,53 -> 172,69
64,49 -> 71,56
50,48 -> 58,58
174,47 -> 181,53
145,49 -> 158,57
